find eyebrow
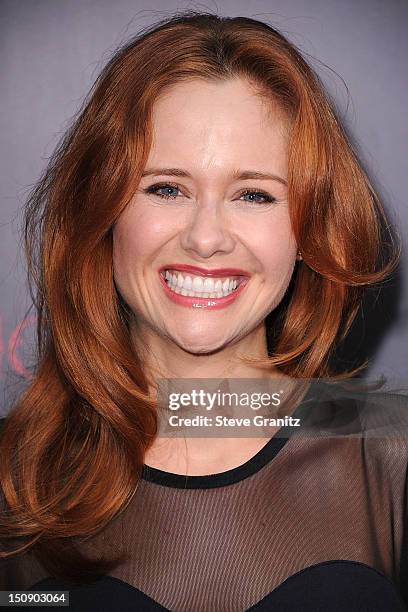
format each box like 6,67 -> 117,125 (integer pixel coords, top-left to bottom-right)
141,167 -> 287,187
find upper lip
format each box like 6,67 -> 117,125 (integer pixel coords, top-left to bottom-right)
159,264 -> 251,278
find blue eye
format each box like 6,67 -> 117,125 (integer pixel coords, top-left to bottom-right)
145,183 -> 180,199
144,182 -> 276,205
239,189 -> 276,204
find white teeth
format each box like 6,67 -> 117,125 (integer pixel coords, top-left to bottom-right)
192,276 -> 203,292
203,278 -> 214,292
177,274 -> 184,288
183,275 -> 193,290
163,270 -> 241,298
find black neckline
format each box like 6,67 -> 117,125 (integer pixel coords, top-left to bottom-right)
141,380 -> 316,489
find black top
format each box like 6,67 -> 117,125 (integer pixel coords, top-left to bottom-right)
1,381 -> 408,611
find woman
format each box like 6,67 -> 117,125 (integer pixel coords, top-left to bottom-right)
1,10 -> 407,611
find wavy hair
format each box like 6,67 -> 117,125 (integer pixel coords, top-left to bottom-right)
0,10 -> 401,582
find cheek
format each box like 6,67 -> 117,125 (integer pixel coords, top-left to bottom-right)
112,223 -> 134,284
245,213 -> 297,275
112,207 -> 174,265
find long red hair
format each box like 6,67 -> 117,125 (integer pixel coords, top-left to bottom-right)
0,10 -> 400,582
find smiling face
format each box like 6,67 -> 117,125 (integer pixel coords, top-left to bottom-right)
112,77 -> 298,359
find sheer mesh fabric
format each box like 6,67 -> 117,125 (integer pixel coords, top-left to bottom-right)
1,383 -> 408,611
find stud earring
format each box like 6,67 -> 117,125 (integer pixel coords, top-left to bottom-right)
296,250 -> 303,261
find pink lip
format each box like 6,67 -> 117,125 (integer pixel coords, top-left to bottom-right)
159,264 -> 250,278
159,271 -> 249,310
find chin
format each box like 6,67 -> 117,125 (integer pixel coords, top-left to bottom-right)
173,335 -> 230,355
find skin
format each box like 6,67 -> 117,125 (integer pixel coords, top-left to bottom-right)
112,77 -> 301,474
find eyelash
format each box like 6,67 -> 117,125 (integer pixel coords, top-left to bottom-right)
143,182 -> 276,205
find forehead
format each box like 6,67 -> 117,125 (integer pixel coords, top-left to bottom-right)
147,77 -> 290,177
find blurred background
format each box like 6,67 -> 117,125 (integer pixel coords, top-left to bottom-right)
1,0 -> 407,416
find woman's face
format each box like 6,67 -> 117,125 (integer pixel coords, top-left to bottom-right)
113,77 -> 298,355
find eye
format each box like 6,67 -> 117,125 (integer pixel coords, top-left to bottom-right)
144,182 -> 182,200
143,182 -> 277,205
238,189 -> 276,205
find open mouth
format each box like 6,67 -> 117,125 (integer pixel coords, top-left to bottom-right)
160,269 -> 247,299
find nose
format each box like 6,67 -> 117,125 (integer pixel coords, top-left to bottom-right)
179,202 -> 235,259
